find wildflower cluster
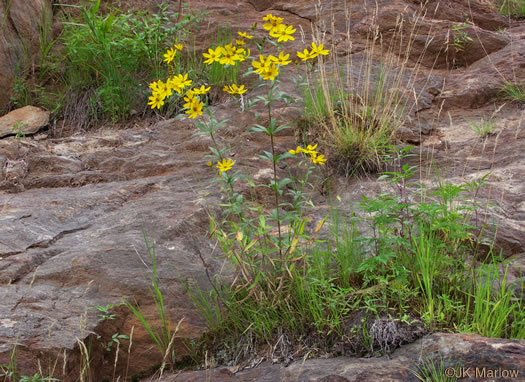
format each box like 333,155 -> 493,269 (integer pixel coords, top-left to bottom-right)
289,144 -> 327,165
148,42 -> 211,119
202,40 -> 250,66
159,15 -> 339,352
297,42 -> 330,61
147,14 -> 331,219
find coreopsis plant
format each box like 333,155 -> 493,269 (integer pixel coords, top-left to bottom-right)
148,14 -> 330,327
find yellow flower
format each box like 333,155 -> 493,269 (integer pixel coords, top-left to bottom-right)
180,73 -> 193,88
274,51 -> 291,66
238,31 -> 253,39
288,146 -> 303,155
173,43 -> 183,51
223,84 -> 248,95
236,39 -> 245,46
206,161 -> 213,167
167,76 -> 184,94
183,90 -> 196,108
185,98 -> 203,119
169,73 -> 192,94
252,55 -> 270,74
311,154 -> 327,165
269,24 -> 296,42
263,14 -> 283,33
235,47 -> 249,62
219,44 -> 240,65
260,64 -> 279,81
192,85 -> 211,95
303,144 -> 319,155
163,47 -> 177,64
311,42 -> 329,56
148,94 -> 165,109
149,79 -> 165,92
151,80 -> 172,99
203,47 -> 222,65
297,48 -> 315,61
216,158 -> 235,173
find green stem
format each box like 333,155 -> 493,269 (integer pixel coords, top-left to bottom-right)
267,81 -> 283,258
204,118 -> 237,207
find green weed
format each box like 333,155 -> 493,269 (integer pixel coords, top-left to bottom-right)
469,119 -> 496,137
501,81 -> 525,102
452,21 -> 472,54
497,0 -> 525,17
12,122 -> 26,140
412,357 -> 459,382
125,233 -> 184,370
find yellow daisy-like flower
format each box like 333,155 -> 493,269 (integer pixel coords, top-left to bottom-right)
216,158 -> 235,174
148,94 -> 165,109
311,42 -> 329,56
151,80 -> 172,99
263,14 -> 284,33
260,64 -> 279,81
223,84 -> 248,95
252,55 -> 270,74
173,43 -> 183,51
185,98 -> 203,119
235,39 -> 246,46
235,47 -> 249,62
203,47 -> 222,65
181,73 -> 193,88
311,154 -> 327,165
274,51 -> 291,66
219,44 -> 240,66
149,79 -> 165,92
183,90 -> 196,108
192,85 -> 211,95
297,48 -> 315,61
288,146 -> 303,155
167,76 -> 184,94
163,47 -> 177,64
238,31 -> 253,39
303,144 -> 319,155
269,24 -> 296,42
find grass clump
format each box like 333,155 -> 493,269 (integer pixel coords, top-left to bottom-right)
500,81 -> 525,102
496,0 -> 525,17
296,4 -> 434,176
411,357 -> 459,382
469,119 -> 496,137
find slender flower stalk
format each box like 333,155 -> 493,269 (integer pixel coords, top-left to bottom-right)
266,80 -> 283,258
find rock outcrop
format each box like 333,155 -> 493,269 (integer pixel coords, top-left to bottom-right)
1,0 -> 524,380
150,333 -> 525,382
